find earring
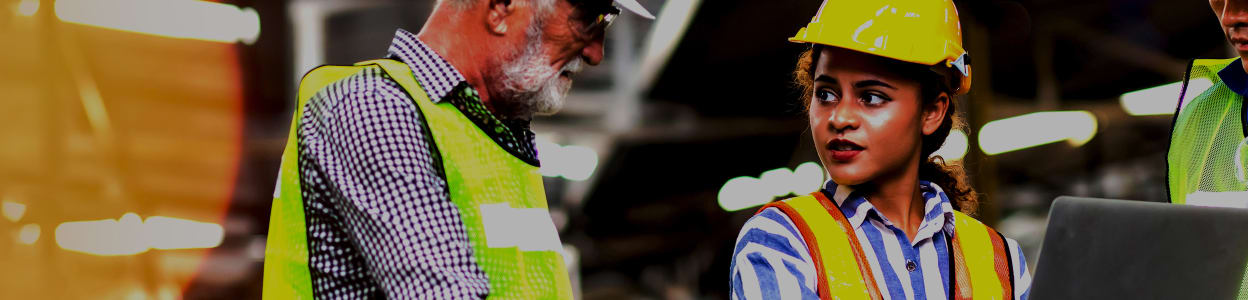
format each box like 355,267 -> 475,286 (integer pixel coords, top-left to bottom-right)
495,23 -> 508,33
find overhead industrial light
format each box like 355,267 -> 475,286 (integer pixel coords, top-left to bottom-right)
55,213 -> 224,256
718,162 -> 825,212
1120,78 -> 1212,116
931,129 -> 969,161
16,0 -> 38,16
54,0 -> 261,44
2,200 -> 26,223
17,224 -> 40,245
978,111 -> 1098,155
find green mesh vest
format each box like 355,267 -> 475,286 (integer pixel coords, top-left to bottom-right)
1169,58 -> 1248,299
262,59 -> 573,299
1168,58 -> 1248,205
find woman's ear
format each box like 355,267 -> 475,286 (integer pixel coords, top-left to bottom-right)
486,0 -> 514,35
922,92 -> 950,135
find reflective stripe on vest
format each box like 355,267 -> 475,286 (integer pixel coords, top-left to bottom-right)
759,192 -> 1014,299
1168,58 -> 1248,205
263,59 -> 573,299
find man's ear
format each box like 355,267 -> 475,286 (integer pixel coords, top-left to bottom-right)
922,92 -> 950,135
486,0 -> 515,35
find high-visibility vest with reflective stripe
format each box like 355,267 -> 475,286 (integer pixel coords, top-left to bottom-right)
1167,58 -> 1248,205
262,59 -> 573,299
758,192 -> 1015,300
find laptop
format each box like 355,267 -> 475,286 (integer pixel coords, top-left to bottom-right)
1029,196 -> 1248,299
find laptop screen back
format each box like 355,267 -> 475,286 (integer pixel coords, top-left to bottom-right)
1030,196 -> 1248,299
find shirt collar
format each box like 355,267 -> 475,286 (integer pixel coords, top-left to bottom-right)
1217,58 -> 1248,98
387,29 -> 467,103
823,180 -> 957,242
384,29 -> 540,165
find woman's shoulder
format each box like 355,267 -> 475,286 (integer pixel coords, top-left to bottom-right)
731,207 -> 821,298
731,206 -> 815,262
734,207 -> 805,249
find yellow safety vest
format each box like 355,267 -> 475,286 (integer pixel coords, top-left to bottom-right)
1168,58 -> 1248,205
262,59 -> 573,299
758,191 -> 1015,300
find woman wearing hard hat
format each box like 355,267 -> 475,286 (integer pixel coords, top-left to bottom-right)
729,0 -> 1031,299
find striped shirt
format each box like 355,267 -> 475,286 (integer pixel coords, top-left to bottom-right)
730,181 -> 1032,300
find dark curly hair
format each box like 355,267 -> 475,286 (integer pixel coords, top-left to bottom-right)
793,45 -> 980,216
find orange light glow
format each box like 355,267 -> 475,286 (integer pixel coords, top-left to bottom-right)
1,5 -> 246,297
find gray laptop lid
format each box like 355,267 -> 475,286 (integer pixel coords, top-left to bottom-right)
1030,196 -> 1248,299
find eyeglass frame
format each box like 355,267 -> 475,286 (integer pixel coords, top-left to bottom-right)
565,0 -> 621,37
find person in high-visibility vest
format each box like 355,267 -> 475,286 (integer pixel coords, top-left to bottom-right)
1167,0 -> 1248,205
1169,1 -> 1248,297
729,0 -> 1032,298
262,0 -> 653,298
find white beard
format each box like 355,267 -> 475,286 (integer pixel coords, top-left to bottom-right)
497,31 -> 583,116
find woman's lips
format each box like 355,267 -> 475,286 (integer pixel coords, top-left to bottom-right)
830,149 -> 861,161
827,139 -> 864,162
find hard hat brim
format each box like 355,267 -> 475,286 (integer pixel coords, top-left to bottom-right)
614,0 -> 654,19
790,32 -> 972,95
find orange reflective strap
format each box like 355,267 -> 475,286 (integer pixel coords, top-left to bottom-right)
987,227 -> 1014,299
950,231 -> 974,300
761,201 -> 836,299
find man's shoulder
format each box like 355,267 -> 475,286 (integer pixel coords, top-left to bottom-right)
306,64 -> 410,105
299,63 -> 428,133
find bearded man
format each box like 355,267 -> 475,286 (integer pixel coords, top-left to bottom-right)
261,0 -> 653,298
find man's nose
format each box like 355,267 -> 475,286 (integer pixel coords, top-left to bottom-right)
580,34 -> 605,66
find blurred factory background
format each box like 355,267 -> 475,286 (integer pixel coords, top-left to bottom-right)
0,0 -> 1231,298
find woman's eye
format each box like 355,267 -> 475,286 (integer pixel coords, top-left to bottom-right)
861,93 -> 889,106
815,89 -> 839,103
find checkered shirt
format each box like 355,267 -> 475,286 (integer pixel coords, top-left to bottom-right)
295,28 -> 538,299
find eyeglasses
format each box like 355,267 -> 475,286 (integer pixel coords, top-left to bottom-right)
566,0 -> 621,36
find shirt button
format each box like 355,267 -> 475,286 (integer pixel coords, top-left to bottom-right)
905,260 -> 917,272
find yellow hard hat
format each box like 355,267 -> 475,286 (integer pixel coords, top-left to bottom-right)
790,0 -> 972,95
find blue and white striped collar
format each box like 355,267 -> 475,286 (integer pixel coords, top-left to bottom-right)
387,29 -> 467,103
823,180 -> 958,243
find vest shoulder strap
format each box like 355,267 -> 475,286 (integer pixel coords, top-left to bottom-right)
1193,58 -> 1239,70
950,211 -> 1014,300
760,192 -> 882,300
